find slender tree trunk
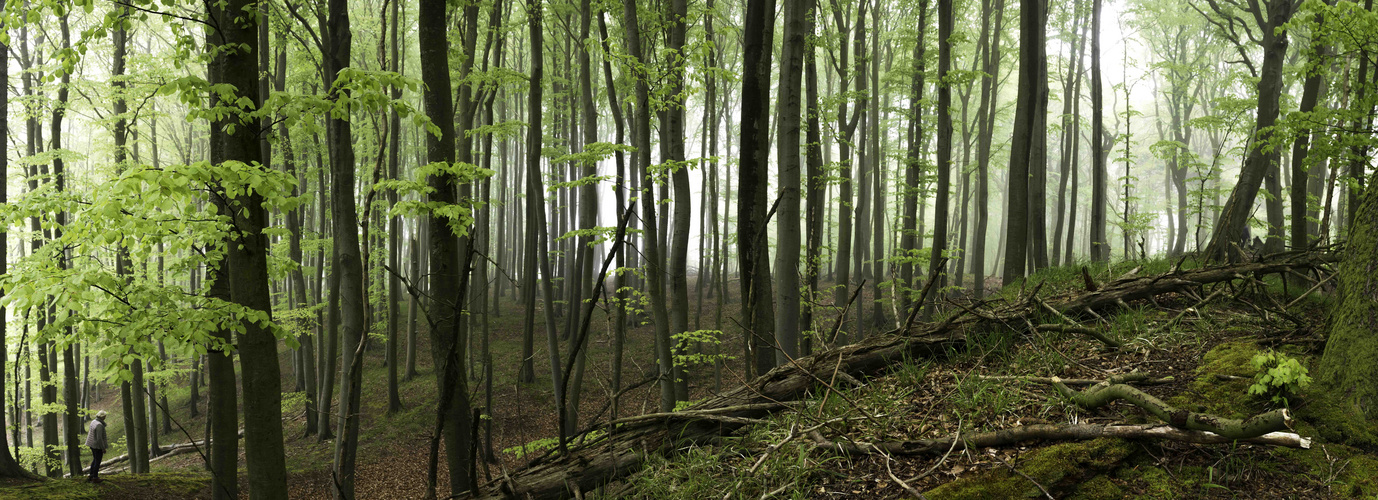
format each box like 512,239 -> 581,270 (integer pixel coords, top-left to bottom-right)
740,0 -> 778,374
621,0 -> 677,410
774,0 -> 808,362
902,1 -> 928,310
972,0 -> 1004,294
0,3 -> 31,477
930,0 -> 952,310
1090,0 -> 1108,262
385,0 -> 404,415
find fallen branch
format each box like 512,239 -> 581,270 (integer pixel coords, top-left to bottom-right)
1051,378 -> 1289,439
809,423 -> 1311,457
979,373 -> 1173,386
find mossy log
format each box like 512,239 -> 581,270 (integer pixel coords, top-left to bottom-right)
1051,379 -> 1290,439
812,422 -> 1310,456
469,254 -> 1329,500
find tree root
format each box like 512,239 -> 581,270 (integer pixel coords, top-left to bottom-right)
1051,378 -> 1291,440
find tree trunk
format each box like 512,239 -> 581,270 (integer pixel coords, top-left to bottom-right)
621,0 -> 677,411
419,0 -> 475,494
385,0 -> 404,415
930,0 -> 952,310
0,4 -> 33,476
207,0 -> 287,495
774,0 -> 807,362
1003,0 -> 1044,283
1204,0 -> 1296,262
902,1 -> 928,310
972,0 -> 1005,294
739,0 -> 778,375
1090,0 -> 1108,262
1320,176 -> 1378,420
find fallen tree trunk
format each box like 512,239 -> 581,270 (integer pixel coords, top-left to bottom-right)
470,253 -> 1329,500
811,423 -> 1311,456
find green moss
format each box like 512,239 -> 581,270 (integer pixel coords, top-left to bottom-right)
1068,475 -> 1123,499
1297,389 -> 1378,450
1116,464 -> 1181,498
1169,341 -> 1260,419
1336,453 -> 1378,497
1318,190 -> 1378,422
925,438 -> 1136,499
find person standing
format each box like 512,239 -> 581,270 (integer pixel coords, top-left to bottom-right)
85,410 -> 107,483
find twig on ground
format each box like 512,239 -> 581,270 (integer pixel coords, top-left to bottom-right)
881,449 -> 926,499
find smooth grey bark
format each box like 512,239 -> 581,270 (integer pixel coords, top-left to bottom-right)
1090,0 -> 1108,262
0,6 -> 32,474
902,1 -> 928,311
202,10 -> 239,495
385,0 -> 403,415
665,0 -> 691,401
931,0 -> 952,309
801,5 -> 823,356
774,0 -> 807,362
209,0 -> 288,494
1052,2 -> 1087,266
972,0 -> 1004,294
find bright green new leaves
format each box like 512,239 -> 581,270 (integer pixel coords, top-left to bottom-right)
0,156 -> 302,384
1248,350 -> 1312,406
380,161 -> 494,238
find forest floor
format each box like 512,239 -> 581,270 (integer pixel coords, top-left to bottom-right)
612,259 -> 1378,499
4,257 -> 1377,498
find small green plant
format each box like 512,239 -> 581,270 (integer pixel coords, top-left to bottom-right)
1248,350 -> 1312,405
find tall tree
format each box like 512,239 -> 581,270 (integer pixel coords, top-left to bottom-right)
901,0 -> 928,311
0,0 -> 35,480
418,0 -> 475,494
1090,0 -> 1109,261
209,0 -> 288,495
930,0 -> 952,308
664,0 -> 692,400
1201,0 -> 1302,261
774,0 -> 808,360
319,0 -> 367,493
622,0 -> 676,410
739,0 -> 777,374
1003,0 -> 1046,283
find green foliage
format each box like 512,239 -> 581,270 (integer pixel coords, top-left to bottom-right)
672,330 -> 733,374
1248,350 -> 1312,405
